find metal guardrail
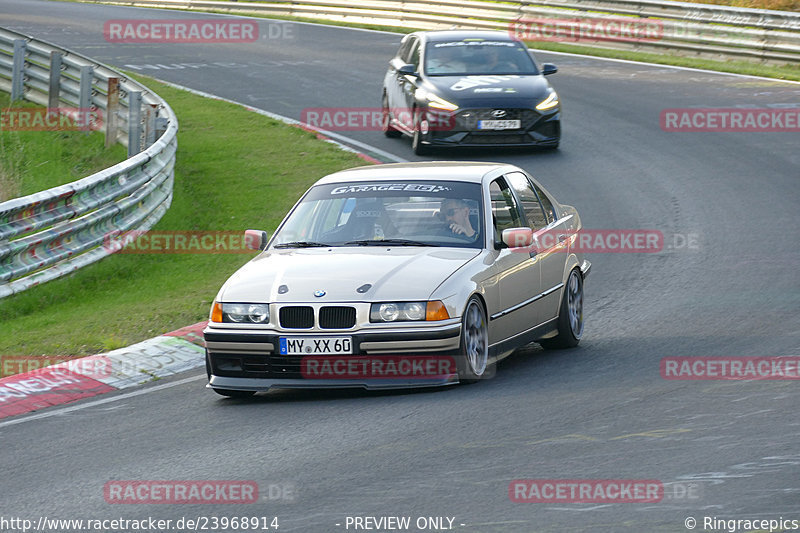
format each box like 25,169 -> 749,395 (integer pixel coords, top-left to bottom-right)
0,27 -> 178,299
87,0 -> 800,64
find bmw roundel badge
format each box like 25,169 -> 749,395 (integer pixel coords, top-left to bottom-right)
314,290 -> 326,297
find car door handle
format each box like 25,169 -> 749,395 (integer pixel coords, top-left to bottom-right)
558,234 -> 568,243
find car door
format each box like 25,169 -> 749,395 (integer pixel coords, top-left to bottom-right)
487,177 -> 543,343
505,171 -> 570,323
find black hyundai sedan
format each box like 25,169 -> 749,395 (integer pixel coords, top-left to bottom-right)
381,30 -> 560,155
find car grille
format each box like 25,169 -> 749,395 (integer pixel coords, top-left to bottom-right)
277,305 -> 357,329
319,306 -> 356,329
279,306 -> 314,329
455,109 -> 539,131
212,354 -> 304,379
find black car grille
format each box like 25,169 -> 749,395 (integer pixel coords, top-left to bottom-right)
212,354 -> 305,379
319,306 -> 356,329
277,305 -> 356,329
455,108 -> 540,131
279,306 -> 314,329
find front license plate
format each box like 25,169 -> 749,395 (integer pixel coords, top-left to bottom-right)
279,336 -> 352,355
478,119 -> 521,130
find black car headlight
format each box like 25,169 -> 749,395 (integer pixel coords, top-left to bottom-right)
536,90 -> 559,111
416,88 -> 459,112
211,302 -> 270,324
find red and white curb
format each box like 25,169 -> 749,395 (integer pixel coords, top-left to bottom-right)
0,321 -> 207,420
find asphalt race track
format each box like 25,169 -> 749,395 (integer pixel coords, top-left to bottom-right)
1,1 -> 799,531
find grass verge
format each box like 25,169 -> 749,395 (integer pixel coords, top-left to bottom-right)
0,93 -> 127,202
0,75 -> 368,357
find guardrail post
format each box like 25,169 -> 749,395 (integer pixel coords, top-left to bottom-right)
144,103 -> 157,147
11,39 -> 26,101
105,78 -> 120,148
128,91 -> 143,157
48,51 -> 63,110
79,65 -> 93,133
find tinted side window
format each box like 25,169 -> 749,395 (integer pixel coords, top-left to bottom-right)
489,178 -> 524,247
532,182 -> 557,223
505,172 -> 548,230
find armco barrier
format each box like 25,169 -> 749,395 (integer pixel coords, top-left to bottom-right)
82,0 -> 800,64
0,27 -> 178,299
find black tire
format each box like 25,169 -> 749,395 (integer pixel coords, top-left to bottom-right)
381,94 -> 401,138
539,268 -> 583,349
411,108 -> 432,156
457,297 -> 493,383
206,349 -> 257,398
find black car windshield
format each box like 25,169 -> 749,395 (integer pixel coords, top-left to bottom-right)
424,40 -> 539,76
271,181 -> 483,249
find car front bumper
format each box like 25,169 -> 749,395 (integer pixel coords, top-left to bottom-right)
421,107 -> 560,148
203,322 -> 462,391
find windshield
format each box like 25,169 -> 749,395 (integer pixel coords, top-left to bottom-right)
272,180 -> 483,249
424,40 -> 539,76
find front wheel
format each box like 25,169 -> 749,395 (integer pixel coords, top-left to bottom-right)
539,268 -> 583,349
411,108 -> 432,155
381,94 -> 401,138
457,297 -> 492,383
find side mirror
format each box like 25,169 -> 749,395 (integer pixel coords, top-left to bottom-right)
398,64 -> 419,77
542,63 -> 558,76
502,227 -> 534,250
244,229 -> 269,251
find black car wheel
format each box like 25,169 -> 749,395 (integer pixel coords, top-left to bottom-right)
411,107 -> 432,155
381,94 -> 401,138
539,268 -> 583,349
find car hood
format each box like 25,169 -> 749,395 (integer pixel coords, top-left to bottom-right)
423,74 -> 552,107
218,247 -> 482,303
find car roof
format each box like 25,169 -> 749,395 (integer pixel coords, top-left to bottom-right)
314,161 -> 516,185
416,30 -> 520,43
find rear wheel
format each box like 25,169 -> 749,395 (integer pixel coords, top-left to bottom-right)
381,94 -> 401,138
539,268 -> 583,349
457,297 -> 492,383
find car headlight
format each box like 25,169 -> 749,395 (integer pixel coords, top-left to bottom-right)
536,91 -> 559,111
416,88 -> 459,112
211,302 -> 270,324
370,301 -> 450,322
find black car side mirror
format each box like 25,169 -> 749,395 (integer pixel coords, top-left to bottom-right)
398,64 -> 419,77
542,63 -> 558,76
